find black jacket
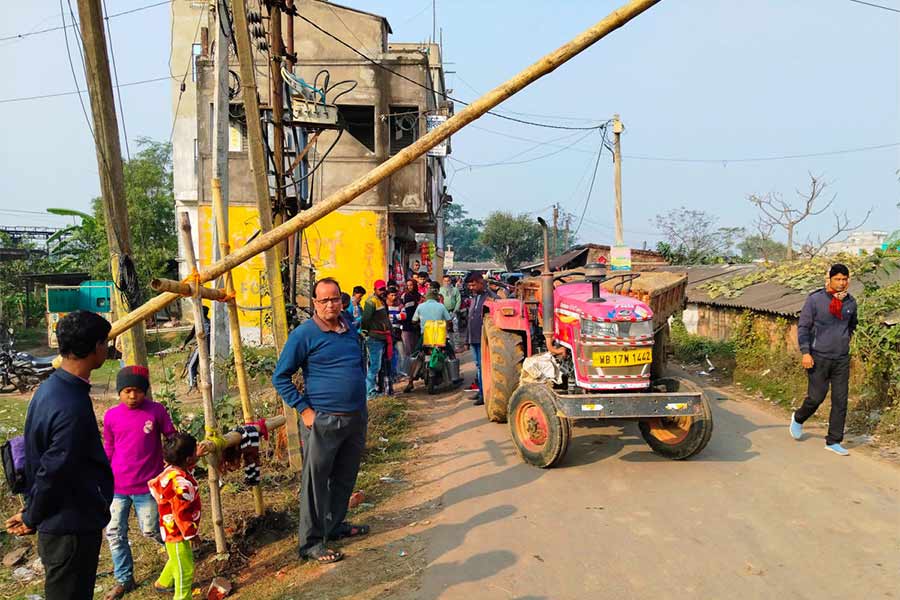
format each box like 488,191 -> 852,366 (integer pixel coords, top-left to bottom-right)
22,369 -> 114,534
798,289 -> 858,359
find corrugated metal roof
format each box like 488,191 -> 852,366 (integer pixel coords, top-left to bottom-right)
649,263 -> 900,317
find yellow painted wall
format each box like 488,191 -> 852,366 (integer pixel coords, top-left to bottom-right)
198,205 -> 271,342
304,210 -> 387,292
197,206 -> 387,341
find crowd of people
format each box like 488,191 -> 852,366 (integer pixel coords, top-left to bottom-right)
4,262 -> 860,597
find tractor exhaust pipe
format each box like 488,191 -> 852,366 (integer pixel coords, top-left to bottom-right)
537,217 -> 562,355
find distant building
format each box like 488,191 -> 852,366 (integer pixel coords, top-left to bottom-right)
171,0 -> 451,342
822,230 -> 889,256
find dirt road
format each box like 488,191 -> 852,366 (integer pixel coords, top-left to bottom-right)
404,366 -> 900,600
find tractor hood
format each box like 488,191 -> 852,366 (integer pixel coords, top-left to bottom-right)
553,282 -> 653,322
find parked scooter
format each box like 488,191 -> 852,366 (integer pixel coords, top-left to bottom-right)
0,328 -> 56,393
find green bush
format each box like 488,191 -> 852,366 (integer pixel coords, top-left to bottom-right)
670,317 -> 735,363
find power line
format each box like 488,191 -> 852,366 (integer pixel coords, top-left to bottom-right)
575,130 -> 606,237
449,129 -> 596,169
293,12 -> 605,131
102,0 -> 130,161
60,0 -> 96,142
168,3 -> 207,145
846,0 -> 900,14
625,141 -> 900,163
0,0 -> 171,42
0,76 -> 173,104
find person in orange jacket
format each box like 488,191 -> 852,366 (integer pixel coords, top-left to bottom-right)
148,433 -> 201,600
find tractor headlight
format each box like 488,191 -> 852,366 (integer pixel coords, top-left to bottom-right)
581,320 -> 618,337
581,319 -> 653,338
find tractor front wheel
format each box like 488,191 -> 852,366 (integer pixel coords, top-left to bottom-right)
508,383 -> 571,468
481,315 -> 525,423
638,377 -> 713,460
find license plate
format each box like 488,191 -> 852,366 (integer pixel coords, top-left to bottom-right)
592,348 -> 652,367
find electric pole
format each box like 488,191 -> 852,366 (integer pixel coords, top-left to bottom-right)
233,0 -> 299,470
564,213 -> 571,252
210,0 -> 231,407
75,0 -> 147,366
552,203 -> 559,258
612,114 -> 624,246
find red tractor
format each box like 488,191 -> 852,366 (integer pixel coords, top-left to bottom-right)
479,218 -> 713,467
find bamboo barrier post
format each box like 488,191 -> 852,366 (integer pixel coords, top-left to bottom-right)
178,212 -> 228,555
212,178 -> 266,516
106,0 -> 662,338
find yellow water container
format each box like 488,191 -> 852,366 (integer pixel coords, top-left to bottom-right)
422,320 -> 447,347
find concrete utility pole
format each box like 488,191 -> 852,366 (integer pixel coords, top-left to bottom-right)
612,114 -> 624,246
552,203 -> 559,258
232,0 -> 299,470
210,0 -> 231,407
75,0 -> 147,367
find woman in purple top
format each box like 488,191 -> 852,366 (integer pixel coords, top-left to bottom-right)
102,366 -> 177,599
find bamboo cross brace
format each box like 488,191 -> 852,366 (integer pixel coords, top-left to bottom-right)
107,0 -> 662,340
178,212 -> 228,555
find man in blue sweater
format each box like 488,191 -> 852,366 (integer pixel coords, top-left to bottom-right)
273,277 -> 368,565
790,264 -> 858,456
5,310 -> 114,600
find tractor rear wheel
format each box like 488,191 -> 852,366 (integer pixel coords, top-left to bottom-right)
638,377 -> 713,460
481,315 -> 525,423
508,383 -> 570,468
650,322 -> 670,381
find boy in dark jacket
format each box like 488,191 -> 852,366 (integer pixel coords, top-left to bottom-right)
5,310 -> 114,600
790,264 -> 858,455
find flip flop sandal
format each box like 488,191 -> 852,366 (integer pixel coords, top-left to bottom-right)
304,548 -> 344,564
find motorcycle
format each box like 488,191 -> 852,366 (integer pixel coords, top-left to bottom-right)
1,328 -> 56,393
413,321 -> 461,395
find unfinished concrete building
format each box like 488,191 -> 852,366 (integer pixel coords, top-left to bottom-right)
172,0 -> 451,342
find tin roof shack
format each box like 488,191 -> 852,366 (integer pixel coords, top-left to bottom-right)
523,244 -> 668,272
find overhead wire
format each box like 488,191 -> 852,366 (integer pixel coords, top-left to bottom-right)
0,75 -> 174,104
846,0 -> 900,13
168,2 -> 208,145
59,0 -> 97,146
574,128 -> 607,237
101,0 -> 130,161
292,12 -> 605,131
449,128 -> 595,169
0,0 -> 171,43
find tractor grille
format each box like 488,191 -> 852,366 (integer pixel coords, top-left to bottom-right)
571,335 -> 652,390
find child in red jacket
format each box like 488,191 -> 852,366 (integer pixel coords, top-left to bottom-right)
148,433 -> 201,600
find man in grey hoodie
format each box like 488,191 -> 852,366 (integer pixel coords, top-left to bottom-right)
790,263 -> 857,455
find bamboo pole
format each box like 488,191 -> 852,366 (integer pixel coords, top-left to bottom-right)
107,0 -> 662,339
212,178 -> 266,516
178,212 -> 228,555
150,278 -> 229,301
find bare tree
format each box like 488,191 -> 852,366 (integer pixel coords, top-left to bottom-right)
799,209 -> 873,258
749,173 -> 835,260
653,207 -> 743,264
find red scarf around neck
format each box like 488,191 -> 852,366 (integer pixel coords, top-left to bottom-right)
827,289 -> 844,320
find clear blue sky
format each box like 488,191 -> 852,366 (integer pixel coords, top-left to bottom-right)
2,0 -> 898,249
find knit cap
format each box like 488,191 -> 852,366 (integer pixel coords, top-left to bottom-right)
116,365 -> 150,394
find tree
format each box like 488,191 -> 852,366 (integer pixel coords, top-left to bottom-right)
738,234 -> 788,262
749,173 -> 871,260
480,211 -> 543,271
443,203 -> 491,262
653,207 -> 743,265
53,138 -> 177,299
